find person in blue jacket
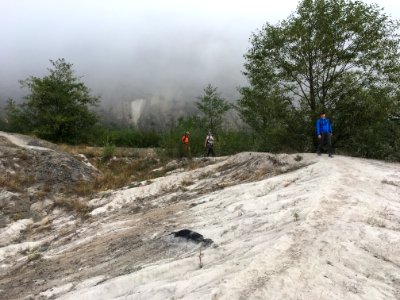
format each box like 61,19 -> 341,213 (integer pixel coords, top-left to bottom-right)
316,112 -> 333,157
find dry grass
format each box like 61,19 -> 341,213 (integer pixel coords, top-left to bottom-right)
35,185 -> 51,199
59,144 -> 153,159
58,144 -> 102,158
68,156 -> 169,196
366,216 -> 386,228
268,155 -> 287,166
284,177 -> 298,188
0,173 -> 35,193
216,162 -> 239,173
294,154 -> 303,162
198,171 -> 212,180
23,248 -> 42,262
180,158 -> 217,171
216,181 -> 232,189
53,197 -> 91,218
210,183 -> 227,191
59,145 -> 218,196
31,217 -> 53,233
254,168 -> 268,180
381,179 -> 399,187
234,172 -> 252,181
10,212 -> 24,221
14,224 -> 33,244
186,160 -> 203,170
181,177 -> 195,186
3,144 -> 215,201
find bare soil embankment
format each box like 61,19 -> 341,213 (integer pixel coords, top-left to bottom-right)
1,131 -> 399,300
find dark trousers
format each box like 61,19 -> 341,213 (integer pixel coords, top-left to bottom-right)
317,133 -> 332,155
183,144 -> 191,157
206,144 -> 215,157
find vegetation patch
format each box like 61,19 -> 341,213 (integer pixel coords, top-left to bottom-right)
0,173 -> 35,193
53,197 -> 91,218
20,247 -> 42,262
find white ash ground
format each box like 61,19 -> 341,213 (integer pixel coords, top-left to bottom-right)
0,132 -> 399,300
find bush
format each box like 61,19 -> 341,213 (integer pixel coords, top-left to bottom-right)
101,142 -> 116,162
0,116 -> 6,131
215,131 -> 256,156
109,128 -> 160,148
161,116 -> 206,158
84,125 -> 161,148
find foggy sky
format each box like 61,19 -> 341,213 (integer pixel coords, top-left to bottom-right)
1,0 -> 400,120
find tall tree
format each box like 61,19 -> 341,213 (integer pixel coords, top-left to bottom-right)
17,58 -> 99,143
238,0 -> 400,155
196,84 -> 231,133
4,99 -> 30,133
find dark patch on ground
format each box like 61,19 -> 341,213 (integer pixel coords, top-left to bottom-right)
172,229 -> 213,246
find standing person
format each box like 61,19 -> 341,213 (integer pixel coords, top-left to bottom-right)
204,130 -> 215,157
181,131 -> 191,158
316,112 -> 333,157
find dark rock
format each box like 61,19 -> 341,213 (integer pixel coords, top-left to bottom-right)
172,229 -> 213,246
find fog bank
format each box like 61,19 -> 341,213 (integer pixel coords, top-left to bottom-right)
1,0 -> 399,126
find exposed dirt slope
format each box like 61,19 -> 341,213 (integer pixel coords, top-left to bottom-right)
0,142 -> 399,300
0,131 -> 99,228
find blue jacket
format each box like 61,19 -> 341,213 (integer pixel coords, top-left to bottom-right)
316,118 -> 332,135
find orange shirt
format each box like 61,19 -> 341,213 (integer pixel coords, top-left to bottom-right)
182,135 -> 189,144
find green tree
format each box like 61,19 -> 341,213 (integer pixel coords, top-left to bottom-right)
162,116 -> 205,157
4,99 -> 31,133
18,58 -> 99,143
239,0 -> 400,156
196,84 -> 231,133
0,109 -> 6,131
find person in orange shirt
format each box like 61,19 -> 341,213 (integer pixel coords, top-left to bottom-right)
181,131 -> 191,158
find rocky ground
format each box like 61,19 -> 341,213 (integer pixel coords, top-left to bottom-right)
0,132 -> 99,228
0,131 -> 399,300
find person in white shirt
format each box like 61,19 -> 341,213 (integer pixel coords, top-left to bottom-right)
204,130 -> 215,157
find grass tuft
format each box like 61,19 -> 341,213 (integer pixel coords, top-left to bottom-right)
0,173 -> 35,192
53,197 -> 91,218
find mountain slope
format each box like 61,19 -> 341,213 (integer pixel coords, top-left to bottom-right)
0,148 -> 399,299
59,154 -> 400,300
